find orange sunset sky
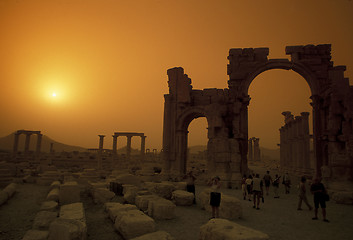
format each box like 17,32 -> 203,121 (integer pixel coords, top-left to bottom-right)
1,0 -> 353,150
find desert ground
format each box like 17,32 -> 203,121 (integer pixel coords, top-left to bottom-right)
1,162 -> 353,240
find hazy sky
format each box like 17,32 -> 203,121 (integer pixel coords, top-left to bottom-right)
1,0 -> 352,150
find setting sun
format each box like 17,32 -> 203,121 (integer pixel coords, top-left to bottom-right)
52,92 -> 57,97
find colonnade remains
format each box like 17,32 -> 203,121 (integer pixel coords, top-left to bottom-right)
162,44 -> 353,190
279,111 -> 313,175
248,137 -> 261,162
13,130 -> 42,158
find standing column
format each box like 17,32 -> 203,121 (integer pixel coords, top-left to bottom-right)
311,95 -> 324,177
140,135 -> 146,161
126,135 -> 132,161
24,133 -> 31,156
248,138 -> 253,162
112,135 -> 118,155
13,132 -> 20,157
301,112 -> 311,171
98,135 -> 105,170
36,133 -> 43,156
253,138 -> 260,162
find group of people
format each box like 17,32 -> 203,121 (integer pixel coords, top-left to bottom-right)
184,169 -> 329,222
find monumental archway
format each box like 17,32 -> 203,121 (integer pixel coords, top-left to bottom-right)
163,44 -> 353,188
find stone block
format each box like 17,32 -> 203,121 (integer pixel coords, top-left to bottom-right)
148,198 -> 175,220
23,175 -> 36,183
50,181 -> 61,191
171,190 -> 194,206
199,218 -> 269,240
135,195 -> 160,211
22,229 -> 49,240
33,211 -> 58,230
153,182 -> 175,199
0,190 -> 8,206
219,195 -> 242,219
47,188 -> 60,202
332,191 -> 353,205
114,209 -> 155,239
60,202 -> 85,222
116,173 -> 142,187
104,202 -> 122,212
92,188 -> 115,204
48,218 -> 87,240
3,183 -> 17,198
59,181 -> 80,205
130,231 -> 175,240
173,182 -> 187,191
107,203 -> 137,222
40,201 -> 59,212
123,186 -> 139,204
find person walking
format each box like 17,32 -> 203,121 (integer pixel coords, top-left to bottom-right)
283,172 -> 291,194
241,174 -> 247,200
208,176 -> 221,219
245,175 -> 253,201
263,171 -> 272,196
184,170 -> 196,204
310,177 -> 329,222
297,176 -> 312,210
273,174 -> 281,198
252,173 -> 263,210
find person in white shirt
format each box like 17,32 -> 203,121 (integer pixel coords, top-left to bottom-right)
252,173 -> 263,210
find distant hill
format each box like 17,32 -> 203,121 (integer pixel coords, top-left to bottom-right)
188,145 -> 280,160
0,131 -> 87,153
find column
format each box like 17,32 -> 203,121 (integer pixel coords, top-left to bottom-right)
140,135 -> 146,160
248,138 -> 253,162
126,135 -> 132,161
301,112 -> 311,171
13,132 -> 20,156
98,135 -> 105,153
112,135 -> 118,155
36,133 -> 43,156
311,95 -> 323,177
24,133 -> 31,155
253,138 -> 260,162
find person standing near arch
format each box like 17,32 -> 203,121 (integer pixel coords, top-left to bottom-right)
208,176 -> 221,219
310,177 -> 329,222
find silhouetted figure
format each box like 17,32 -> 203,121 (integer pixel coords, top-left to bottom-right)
297,176 -> 312,211
252,173 -> 263,210
208,176 -> 221,218
245,175 -> 253,201
184,170 -> 196,204
263,170 -> 272,196
241,174 -> 247,200
283,172 -> 291,194
310,177 -> 329,222
273,174 -> 281,198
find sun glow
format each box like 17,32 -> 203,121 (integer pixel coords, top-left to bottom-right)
52,92 -> 57,97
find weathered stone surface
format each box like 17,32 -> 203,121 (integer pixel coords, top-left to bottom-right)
135,194 -> 160,211
104,202 -> 121,212
92,188 -> 115,204
23,175 -> 36,183
48,218 -> 87,240
147,198 -> 175,220
123,186 -> 139,204
40,201 -> 59,212
0,190 -> 8,205
50,181 -> 61,191
59,181 -> 80,205
130,230 -> 175,240
199,188 -> 212,211
114,209 -> 155,239
332,191 -> 353,205
3,183 -> 17,198
219,195 -> 242,219
47,188 -> 60,202
173,182 -> 187,191
145,181 -> 175,199
116,173 -> 142,187
60,202 -> 85,222
171,190 -> 194,206
33,211 -> 58,230
108,203 -> 137,222
22,229 -> 49,240
199,218 -> 269,240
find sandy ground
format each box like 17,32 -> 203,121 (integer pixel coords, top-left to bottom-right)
1,163 -> 353,240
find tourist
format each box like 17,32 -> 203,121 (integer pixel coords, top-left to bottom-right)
273,174 -> 281,198
310,177 -> 329,222
297,176 -> 312,211
283,172 -> 291,194
184,170 -> 196,204
263,170 -> 272,196
245,175 -> 253,201
208,176 -> 221,218
252,173 -> 263,210
241,174 -> 247,200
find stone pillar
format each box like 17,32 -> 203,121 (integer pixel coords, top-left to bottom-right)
112,135 -> 118,155
36,133 -> 43,156
24,133 -> 31,155
13,132 -> 20,157
253,138 -> 260,162
98,135 -> 105,170
126,135 -> 132,161
311,95 -> 323,177
248,138 -> 253,162
140,135 -> 146,160
301,112 -> 311,171
50,143 -> 54,153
